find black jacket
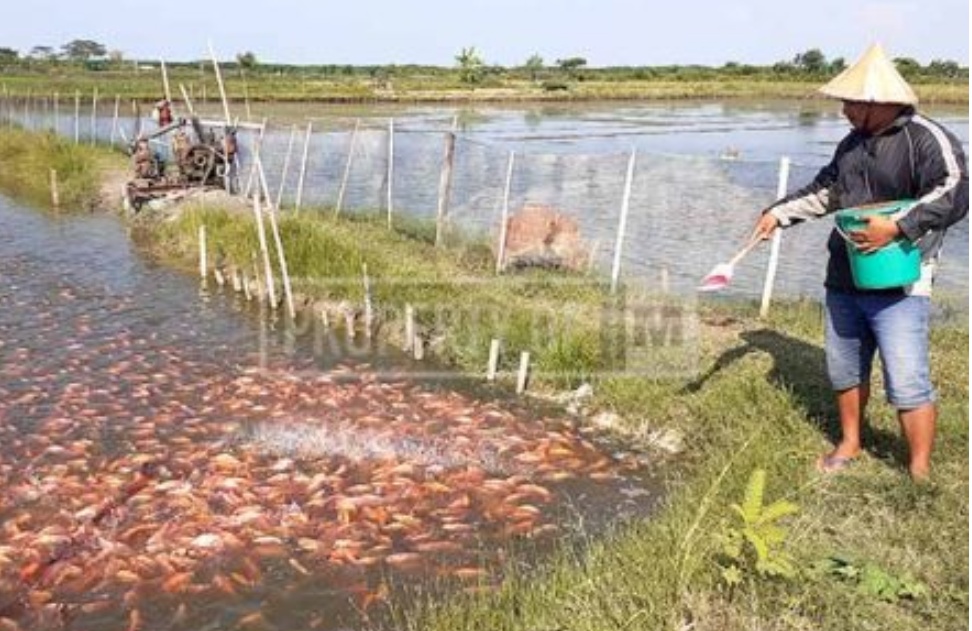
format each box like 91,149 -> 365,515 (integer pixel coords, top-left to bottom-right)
766,107 -> 968,294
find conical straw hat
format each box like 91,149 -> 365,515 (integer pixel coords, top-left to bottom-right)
819,43 -> 918,105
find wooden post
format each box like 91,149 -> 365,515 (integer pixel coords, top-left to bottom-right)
276,124 -> 298,209
49,169 -> 60,208
487,339 -> 500,381
386,118 -> 394,228
295,121 -> 313,213
334,119 -> 359,216
73,90 -> 80,144
251,193 -> 278,309
109,94 -> 120,145
760,156 -> 790,319
610,148 -> 637,294
413,333 -> 424,360
516,351 -> 530,394
434,128 -> 457,247
198,225 -> 207,280
89,88 -> 98,145
496,150 -> 515,274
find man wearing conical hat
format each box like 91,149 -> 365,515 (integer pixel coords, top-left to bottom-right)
751,43 -> 968,480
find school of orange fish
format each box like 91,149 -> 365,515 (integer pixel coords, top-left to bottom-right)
0,296 -> 642,630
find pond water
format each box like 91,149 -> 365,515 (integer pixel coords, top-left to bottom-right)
12,98 -> 969,302
0,197 -> 660,630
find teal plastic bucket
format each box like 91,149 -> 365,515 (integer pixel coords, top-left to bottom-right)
834,200 -> 921,290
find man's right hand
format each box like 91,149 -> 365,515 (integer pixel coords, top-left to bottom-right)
752,212 -> 780,241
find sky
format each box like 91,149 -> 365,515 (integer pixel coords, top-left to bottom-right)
2,0 -> 968,67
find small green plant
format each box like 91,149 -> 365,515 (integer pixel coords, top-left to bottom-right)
816,555 -> 928,602
719,468 -> 799,587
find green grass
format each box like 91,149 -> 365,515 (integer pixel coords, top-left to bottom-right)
0,127 -> 120,209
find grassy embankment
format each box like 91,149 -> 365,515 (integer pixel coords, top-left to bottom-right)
2,68 -> 968,104
0,127 -> 967,631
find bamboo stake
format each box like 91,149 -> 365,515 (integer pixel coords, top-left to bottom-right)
251,192 -> 278,309
295,121 -> 313,213
516,351 -> 530,394
386,118 -> 394,228
487,339 -> 500,381
178,84 -> 196,116
610,148 -> 637,294
362,263 -> 373,338
243,118 -> 267,200
198,225 -> 207,280
334,119 -> 359,216
434,128 -> 457,247
266,201 -> 296,319
208,41 -> 233,125
276,124 -> 298,209
404,304 -> 415,351
109,94 -> 120,145
496,150 -> 515,273
760,157 -> 790,319
160,59 -> 173,103
73,90 -> 80,144
49,169 -> 60,208
89,88 -> 98,145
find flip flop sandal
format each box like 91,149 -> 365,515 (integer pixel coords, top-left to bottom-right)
816,454 -> 856,474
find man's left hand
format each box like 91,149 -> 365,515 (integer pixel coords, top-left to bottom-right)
849,215 -> 902,253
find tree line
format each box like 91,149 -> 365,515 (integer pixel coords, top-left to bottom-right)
0,40 -> 966,84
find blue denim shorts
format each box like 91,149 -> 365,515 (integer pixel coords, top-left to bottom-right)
824,290 -> 935,409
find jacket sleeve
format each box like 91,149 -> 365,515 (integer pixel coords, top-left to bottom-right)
896,120 -> 969,241
762,148 -> 843,228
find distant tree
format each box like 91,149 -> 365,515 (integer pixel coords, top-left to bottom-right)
0,47 -> 18,64
455,46 -> 485,85
828,57 -> 846,74
29,45 -> 57,61
237,51 -> 258,70
793,49 -> 827,74
62,39 -> 107,62
523,54 -> 544,81
927,59 -> 961,79
556,56 -> 587,79
894,57 -> 922,79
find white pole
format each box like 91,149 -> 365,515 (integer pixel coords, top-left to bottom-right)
496,150 -> 515,274
198,225 -> 207,280
610,148 -> 637,294
759,156 -> 790,319
295,121 -> 313,213
109,94 -> 120,146
516,351 -> 530,394
386,118 -> 394,228
276,124 -> 298,209
404,304 -> 415,351
89,88 -> 98,145
73,90 -> 80,144
487,339 -> 500,381
334,119 -> 359,216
